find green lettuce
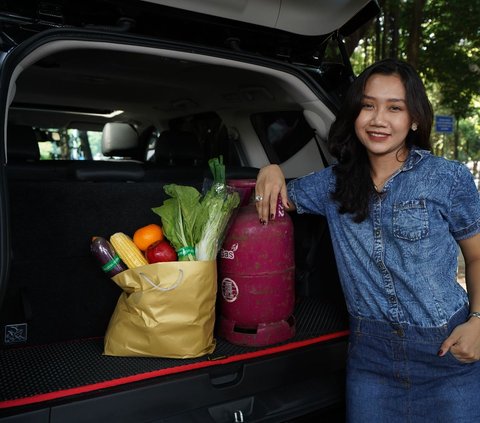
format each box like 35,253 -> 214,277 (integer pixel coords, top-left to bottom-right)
152,184 -> 204,261
152,156 -> 240,262
195,157 -> 240,261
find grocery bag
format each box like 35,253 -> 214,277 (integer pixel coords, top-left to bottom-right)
104,260 -> 217,358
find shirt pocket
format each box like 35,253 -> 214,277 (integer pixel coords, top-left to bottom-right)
393,199 -> 429,241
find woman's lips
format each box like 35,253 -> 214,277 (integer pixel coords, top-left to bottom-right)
367,131 -> 390,140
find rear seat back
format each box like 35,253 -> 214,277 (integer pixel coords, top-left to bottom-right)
154,129 -> 204,166
7,124 -> 40,162
73,161 -> 145,182
74,122 -> 145,182
3,178 -> 178,345
6,124 -> 72,180
3,125 -> 207,346
71,122 -> 145,182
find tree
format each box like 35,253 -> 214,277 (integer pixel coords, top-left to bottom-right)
346,0 -> 480,161
406,0 -> 426,68
421,0 -> 480,158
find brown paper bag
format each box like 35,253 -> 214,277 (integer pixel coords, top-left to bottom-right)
104,260 -> 217,358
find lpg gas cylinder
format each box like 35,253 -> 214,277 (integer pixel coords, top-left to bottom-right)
218,179 -> 295,346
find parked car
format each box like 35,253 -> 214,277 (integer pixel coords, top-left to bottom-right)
0,1 -> 379,422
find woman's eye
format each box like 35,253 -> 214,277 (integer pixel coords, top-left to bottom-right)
361,103 -> 374,109
389,105 -> 403,111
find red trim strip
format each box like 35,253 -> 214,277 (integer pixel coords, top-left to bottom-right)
0,330 -> 349,409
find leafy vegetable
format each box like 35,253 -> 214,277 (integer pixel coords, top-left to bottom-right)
195,157 -> 240,261
152,184 -> 204,261
152,156 -> 240,262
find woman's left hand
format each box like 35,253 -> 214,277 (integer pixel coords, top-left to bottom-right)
438,318 -> 480,362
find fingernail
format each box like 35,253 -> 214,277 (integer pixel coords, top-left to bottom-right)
437,349 -> 444,356
259,218 -> 264,224
270,214 -> 275,220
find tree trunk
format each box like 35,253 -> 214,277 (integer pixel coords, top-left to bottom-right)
381,4 -> 388,59
406,0 -> 426,68
375,17 -> 381,61
389,1 -> 399,58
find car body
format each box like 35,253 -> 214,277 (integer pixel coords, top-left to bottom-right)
0,1 -> 379,421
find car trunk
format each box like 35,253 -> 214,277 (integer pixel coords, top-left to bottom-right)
0,20 -> 354,423
0,167 -> 348,421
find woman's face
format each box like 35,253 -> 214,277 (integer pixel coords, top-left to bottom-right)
354,73 -> 413,160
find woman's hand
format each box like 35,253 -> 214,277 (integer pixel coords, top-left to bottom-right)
442,234 -> 480,362
438,317 -> 480,362
255,164 -> 293,223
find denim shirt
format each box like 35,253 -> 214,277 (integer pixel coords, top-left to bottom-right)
288,148 -> 480,327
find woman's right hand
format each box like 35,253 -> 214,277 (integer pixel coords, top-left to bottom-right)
255,164 -> 293,223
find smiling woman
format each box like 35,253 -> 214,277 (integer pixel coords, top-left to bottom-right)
256,58 -> 480,422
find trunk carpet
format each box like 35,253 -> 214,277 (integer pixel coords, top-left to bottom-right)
0,298 -> 348,409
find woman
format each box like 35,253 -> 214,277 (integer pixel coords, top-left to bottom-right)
255,58 -> 480,422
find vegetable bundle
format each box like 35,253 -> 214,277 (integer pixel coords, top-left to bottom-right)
152,156 -> 240,261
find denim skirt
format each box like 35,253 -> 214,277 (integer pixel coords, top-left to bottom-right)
346,304 -> 480,423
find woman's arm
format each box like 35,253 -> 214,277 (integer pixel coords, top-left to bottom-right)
461,233 -> 480,314
255,164 -> 295,223
438,232 -> 480,361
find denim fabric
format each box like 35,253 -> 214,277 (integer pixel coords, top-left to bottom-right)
287,147 -> 480,326
346,304 -> 480,422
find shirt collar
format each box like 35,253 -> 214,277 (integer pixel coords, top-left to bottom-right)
402,146 -> 430,172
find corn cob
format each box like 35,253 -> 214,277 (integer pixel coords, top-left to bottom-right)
110,232 -> 148,269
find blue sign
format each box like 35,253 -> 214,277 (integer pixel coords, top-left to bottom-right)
435,115 -> 454,133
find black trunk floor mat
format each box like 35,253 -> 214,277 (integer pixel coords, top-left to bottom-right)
0,298 -> 348,409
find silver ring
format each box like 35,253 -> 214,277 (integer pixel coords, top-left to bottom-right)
255,194 -> 263,202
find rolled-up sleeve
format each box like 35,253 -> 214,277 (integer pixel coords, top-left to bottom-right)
287,167 -> 333,216
448,164 -> 480,240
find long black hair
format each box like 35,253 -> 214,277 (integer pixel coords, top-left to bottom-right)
328,58 -> 433,223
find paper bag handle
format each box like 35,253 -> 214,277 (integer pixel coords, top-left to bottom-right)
139,269 -> 183,292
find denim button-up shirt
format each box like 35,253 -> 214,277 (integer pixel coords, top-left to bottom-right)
288,148 -> 480,327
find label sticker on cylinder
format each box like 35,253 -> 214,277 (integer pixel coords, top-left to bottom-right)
221,278 -> 239,303
220,243 -> 238,260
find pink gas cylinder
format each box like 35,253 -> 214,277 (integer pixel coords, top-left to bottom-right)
218,179 -> 295,346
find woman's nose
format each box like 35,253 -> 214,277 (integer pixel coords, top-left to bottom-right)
370,109 -> 387,126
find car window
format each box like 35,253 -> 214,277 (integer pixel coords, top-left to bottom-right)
251,111 -> 315,164
37,128 -> 106,160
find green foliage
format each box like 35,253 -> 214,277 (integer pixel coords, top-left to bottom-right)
347,0 -> 480,161
458,114 -> 480,161
422,0 -> 480,119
